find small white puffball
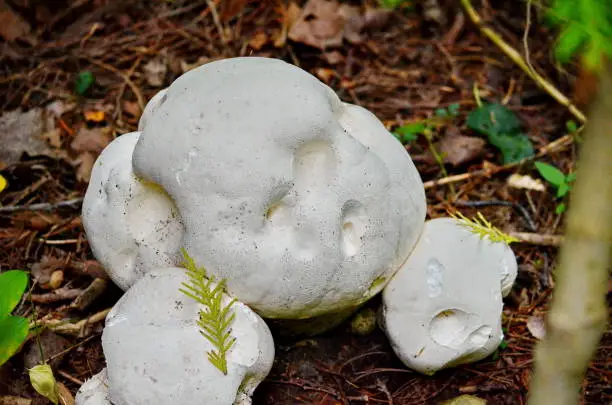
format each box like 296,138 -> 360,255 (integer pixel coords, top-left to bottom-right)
130,56 -> 426,318
100,267 -> 275,405
75,369 -> 111,405
381,217 -> 518,375
81,131 -> 184,290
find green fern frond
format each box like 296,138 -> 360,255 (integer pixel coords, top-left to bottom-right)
178,249 -> 236,375
448,210 -> 519,245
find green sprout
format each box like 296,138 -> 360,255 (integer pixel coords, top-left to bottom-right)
534,162 -> 576,214
178,250 -> 237,375
449,210 -> 519,245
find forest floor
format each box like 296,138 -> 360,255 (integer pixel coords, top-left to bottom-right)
0,0 -> 610,404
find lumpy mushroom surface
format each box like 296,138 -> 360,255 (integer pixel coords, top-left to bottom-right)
129,57 -> 426,318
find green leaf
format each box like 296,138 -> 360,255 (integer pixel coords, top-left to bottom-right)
488,132 -> 535,164
556,182 -> 570,198
535,162 -> 567,187
555,203 -> 567,214
0,270 -> 28,318
74,71 -> 95,95
394,122 -> 427,143
555,23 -> 588,64
29,364 -> 59,405
466,103 -> 522,137
565,120 -> 578,133
565,172 -> 577,183
447,103 -> 460,117
434,107 -> 448,117
0,315 -> 29,366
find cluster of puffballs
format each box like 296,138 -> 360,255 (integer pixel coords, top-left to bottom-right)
75,57 -> 518,405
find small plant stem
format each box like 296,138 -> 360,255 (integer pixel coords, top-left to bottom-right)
459,0 -> 587,124
528,62 -> 612,405
423,128 -> 456,198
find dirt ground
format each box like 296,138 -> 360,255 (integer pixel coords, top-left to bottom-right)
0,0 -> 610,404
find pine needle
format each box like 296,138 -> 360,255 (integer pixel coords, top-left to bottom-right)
178,249 -> 236,375
448,210 -> 519,245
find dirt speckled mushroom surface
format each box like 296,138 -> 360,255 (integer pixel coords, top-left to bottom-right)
83,56 -> 427,320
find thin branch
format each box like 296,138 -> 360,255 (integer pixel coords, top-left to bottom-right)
0,198 -> 83,213
459,0 -> 586,123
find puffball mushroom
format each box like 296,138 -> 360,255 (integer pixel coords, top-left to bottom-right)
82,131 -> 184,290
75,267 -> 275,405
75,369 -> 110,405
380,218 -> 518,375
84,56 -> 426,319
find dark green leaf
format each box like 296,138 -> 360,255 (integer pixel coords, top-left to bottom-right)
535,162 -> 567,187
434,108 -> 448,117
555,203 -> 567,214
447,103 -> 460,116
565,120 -> 578,133
74,71 -> 95,95
0,270 -> 28,318
488,132 -> 534,164
0,315 -> 29,366
499,339 -> 508,350
556,182 -> 570,198
466,103 -> 522,137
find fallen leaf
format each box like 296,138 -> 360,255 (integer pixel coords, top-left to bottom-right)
84,110 -> 105,123
526,314 -> 546,340
322,50 -> 344,64
29,364 -> 59,405
70,127 -> 113,154
0,109 -> 56,166
274,1 -> 302,47
11,211 -> 63,231
0,1 -> 31,41
220,0 -> 249,22
363,7 -> 392,30
41,129 -> 62,149
289,0 -> 344,49
24,330 -> 71,370
338,4 -> 364,44
57,382 -> 74,405
122,100 -> 141,118
31,257 -> 65,289
143,56 -> 168,87
442,395 -> 486,405
507,173 -> 546,192
314,67 -> 337,83
75,152 -> 96,183
0,396 -> 31,405
438,128 -> 486,166
249,31 -> 269,50
0,174 -> 6,193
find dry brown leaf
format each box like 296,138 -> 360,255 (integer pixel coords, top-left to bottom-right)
122,100 -> 141,118
274,1 -> 302,48
57,382 -> 74,405
314,68 -> 337,83
0,108 -> 56,166
70,127 -> 113,154
438,129 -> 486,167
249,31 -> 269,50
0,1 -> 31,41
322,50 -> 345,65
338,4 -> 364,44
41,128 -> 63,149
220,0 -> 249,22
0,396 -> 31,405
144,55 -> 168,87
288,0 -> 344,49
526,314 -> 547,340
75,151 -> 96,183
363,7 -> 392,30
11,211 -> 63,231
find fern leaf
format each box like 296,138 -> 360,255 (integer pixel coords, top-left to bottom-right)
448,210 -> 519,245
179,250 -> 236,375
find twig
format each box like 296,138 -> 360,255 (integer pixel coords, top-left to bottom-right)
88,58 -> 145,111
454,199 -> 537,232
31,287 -> 84,304
57,370 -> 84,386
459,0 -> 586,123
206,0 -> 226,44
33,308 -> 111,337
509,232 -> 563,247
0,198 -> 83,213
70,278 -> 108,311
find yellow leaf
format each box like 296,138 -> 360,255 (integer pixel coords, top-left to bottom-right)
84,110 -> 105,122
29,364 -> 59,405
0,174 -> 6,192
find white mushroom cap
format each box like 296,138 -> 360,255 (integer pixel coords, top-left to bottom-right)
130,56 -> 426,318
81,132 -> 184,290
100,267 -> 275,405
75,369 -> 111,405
381,217 -> 518,375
